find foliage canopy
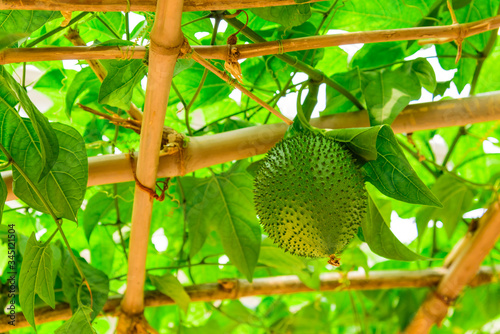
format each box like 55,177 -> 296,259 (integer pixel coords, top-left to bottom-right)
1,0 -> 500,333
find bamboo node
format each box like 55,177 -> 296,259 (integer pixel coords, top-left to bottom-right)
225,45 -> 243,83
432,290 -> 457,306
277,39 -> 284,55
218,278 -> 240,299
150,39 -> 183,57
179,38 -> 193,58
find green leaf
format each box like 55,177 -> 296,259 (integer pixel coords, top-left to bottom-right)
98,59 -> 148,110
12,122 -> 88,222
149,273 -> 191,314
331,2 -> 431,31
79,12 -> 124,42
183,162 -> 261,281
258,239 -> 307,272
361,62 -> 421,126
173,58 -> 195,77
416,174 -> 476,239
0,31 -> 28,50
65,67 -> 100,118
395,289 -> 427,329
169,63 -> 231,111
0,66 -> 59,181
411,58 -> 437,92
251,5 -> 311,28
315,47 -> 348,77
0,11 -> 61,34
272,302 -> 331,333
55,304 -> 96,334
435,42 -> 476,93
451,284 -> 500,330
220,300 -> 260,324
0,175 -> 6,224
322,68 -> 364,115
34,68 -> 69,90
50,243 -> 62,285
325,126 -> 383,161
339,247 -> 369,273
363,126 -> 442,207
59,244 -> 109,321
362,194 -> 428,261
434,80 -> 452,97
89,226 -> 115,277
351,42 -> 406,69
82,192 -> 115,241
19,233 -> 55,332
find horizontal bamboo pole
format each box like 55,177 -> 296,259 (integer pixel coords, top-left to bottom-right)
0,0 -> 321,12
0,45 -> 146,65
3,91 -> 500,202
2,14 -> 499,65
404,201 -> 500,333
1,266 -> 497,331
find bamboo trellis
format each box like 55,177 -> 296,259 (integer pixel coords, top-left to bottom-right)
3,0 -> 500,333
0,266 -> 498,331
2,14 -> 500,64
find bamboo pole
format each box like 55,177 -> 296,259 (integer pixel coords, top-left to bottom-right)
2,14 -> 500,65
404,201 -> 500,334
3,91 -> 500,202
1,266 -> 497,331
120,0 -> 185,316
0,0 -> 321,12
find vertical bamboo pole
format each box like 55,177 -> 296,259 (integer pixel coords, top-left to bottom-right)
120,0 -> 184,315
404,200 -> 500,333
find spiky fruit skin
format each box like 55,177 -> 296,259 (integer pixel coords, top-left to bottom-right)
254,132 -> 367,258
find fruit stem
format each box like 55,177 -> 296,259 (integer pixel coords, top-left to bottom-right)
293,83 -> 316,134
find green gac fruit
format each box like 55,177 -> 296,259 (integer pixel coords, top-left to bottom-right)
254,131 -> 367,264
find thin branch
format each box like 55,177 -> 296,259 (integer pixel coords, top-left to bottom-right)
3,14 -> 500,65
190,49 -> 293,125
441,126 -> 466,167
2,266 -> 498,331
398,139 -> 440,178
180,18 -> 221,135
95,14 -> 121,39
